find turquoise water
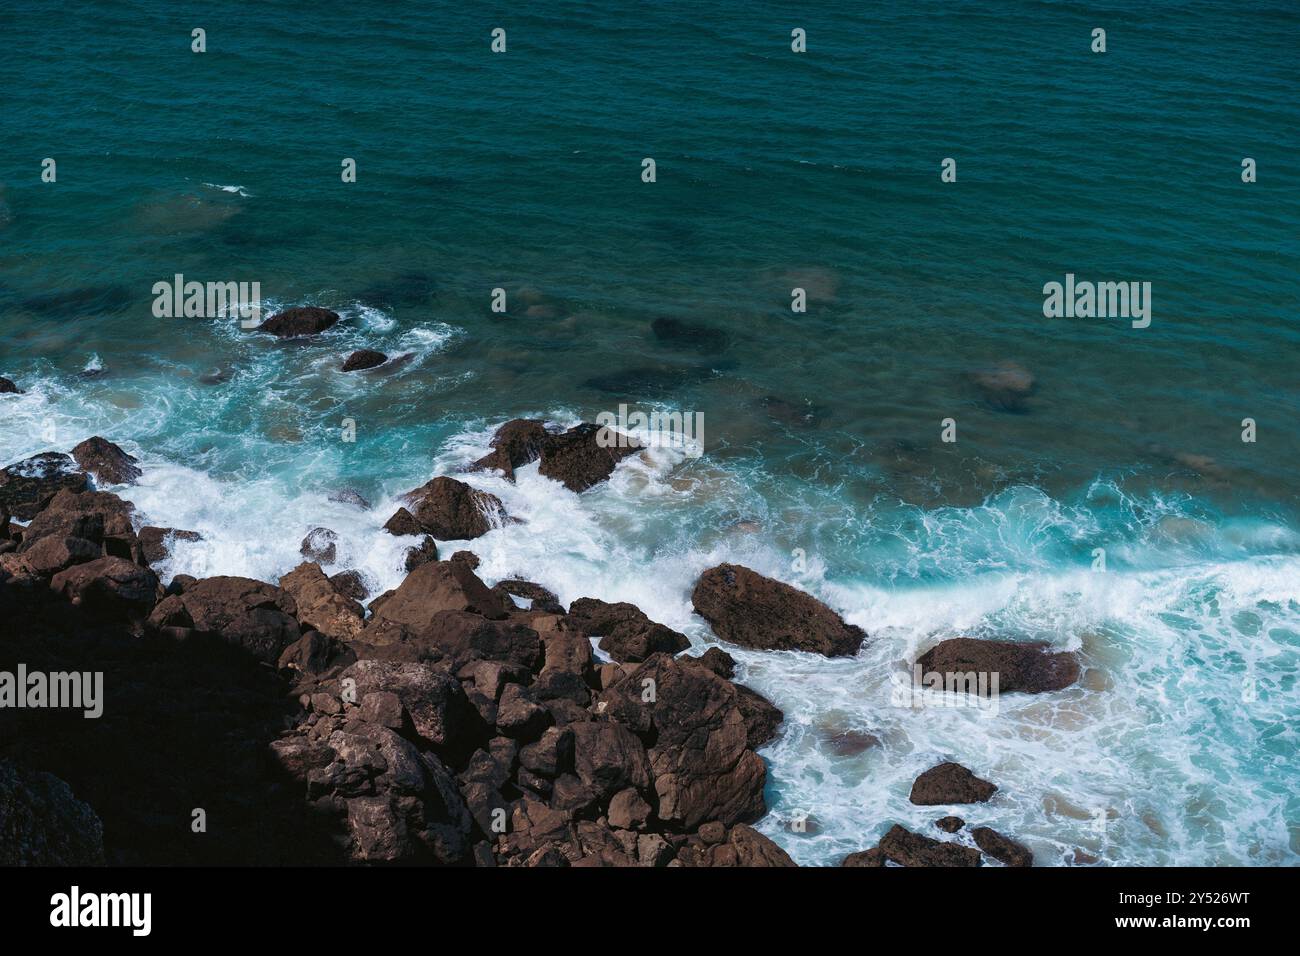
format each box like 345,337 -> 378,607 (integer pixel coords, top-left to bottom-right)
2,0 -> 1298,865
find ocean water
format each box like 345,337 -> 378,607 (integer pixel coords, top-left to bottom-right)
2,0 -> 1298,865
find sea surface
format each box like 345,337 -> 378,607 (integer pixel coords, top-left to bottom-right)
1,0 -> 1298,865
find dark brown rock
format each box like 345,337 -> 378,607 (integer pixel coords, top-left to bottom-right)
401,476 -> 505,540
278,562 -> 365,640
22,535 -> 100,576
916,637 -> 1080,694
341,349 -> 387,372
18,488 -> 138,560
865,824 -> 983,867
49,556 -> 159,621
259,306 -> 339,338
138,526 -> 202,566
936,815 -> 965,833
329,569 -> 369,602
0,453 -> 89,520
567,597 -> 690,663
343,659 -> 476,750
675,824 -> 796,867
363,560 -> 510,633
972,826 -> 1033,866
469,418 -> 551,481
0,377 -> 22,395
537,423 -> 641,492
146,575 -> 300,663
70,436 -> 141,486
598,653 -> 766,829
909,762 -> 998,806
691,563 -> 864,657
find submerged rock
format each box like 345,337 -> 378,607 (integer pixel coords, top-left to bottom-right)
300,527 -> 338,564
691,563 -> 864,657
0,376 -> 22,394
969,360 -> 1036,412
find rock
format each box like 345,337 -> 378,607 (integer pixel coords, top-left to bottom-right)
909,762 -> 998,806
495,684 -> 552,741
138,526 -> 202,566
936,815 -> 965,833
400,476 -> 505,540
363,560 -> 510,635
492,579 -> 564,614
650,317 -> 729,353
607,788 -> 652,830
343,660 -> 475,751
567,598 -> 690,663
841,847 -> 886,867
341,349 -> 387,372
449,550 -> 479,569
598,653 -> 766,829
0,376 -> 22,395
518,726 -> 574,778
0,760 -> 105,865
691,564 -> 864,657
70,436 -> 142,486
689,646 -> 736,679
972,826 -> 1033,867
916,638 -> 1080,694
329,569 -> 369,602
328,489 -> 371,509
570,721 -> 651,802
537,423 -> 641,492
0,453 -> 89,520
469,419 -> 551,480
699,820 -> 727,845
277,630 -> 352,678
310,723 -> 472,864
278,562 -> 365,640
300,527 -> 338,564
49,556 -> 159,621
18,488 -> 138,560
22,535 -> 101,575
361,609 -> 542,673
675,824 -> 796,867
734,684 -> 784,749
258,306 -> 339,338
846,824 -> 982,867
402,537 -> 439,572
382,507 -> 422,536
637,832 -> 673,867
970,360 -> 1035,412
146,576 -> 300,663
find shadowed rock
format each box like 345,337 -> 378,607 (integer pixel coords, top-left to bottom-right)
0,453 -> 88,520
0,760 -> 105,865
139,526 -> 202,566
146,576 -> 300,663
0,377 -> 22,394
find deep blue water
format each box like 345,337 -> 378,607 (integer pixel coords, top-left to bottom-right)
2,0 -> 1298,865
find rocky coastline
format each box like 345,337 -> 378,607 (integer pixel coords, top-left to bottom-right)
2,385 -> 1080,867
